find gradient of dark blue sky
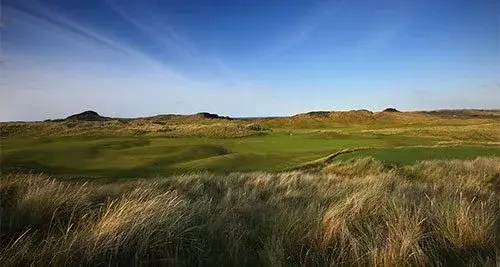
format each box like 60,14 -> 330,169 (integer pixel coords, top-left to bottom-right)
2,0 -> 499,120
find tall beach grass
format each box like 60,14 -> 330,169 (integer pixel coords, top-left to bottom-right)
0,157 -> 498,266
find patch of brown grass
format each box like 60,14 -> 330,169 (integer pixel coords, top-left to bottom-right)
0,157 -> 498,266
256,110 -> 499,129
363,123 -> 500,142
0,118 -> 270,138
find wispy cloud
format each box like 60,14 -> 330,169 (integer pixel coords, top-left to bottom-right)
105,0 -> 240,81
264,0 -> 415,62
2,0 -> 496,121
105,0 -> 199,62
1,0 -> 260,121
1,1 -> 203,120
348,1 -> 416,59
4,0 -> 190,82
264,0 -> 342,58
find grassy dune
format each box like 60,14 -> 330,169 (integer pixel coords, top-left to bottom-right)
0,119 -> 269,139
1,157 -> 498,266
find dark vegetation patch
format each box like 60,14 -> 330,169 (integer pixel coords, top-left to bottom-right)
195,112 -> 232,120
245,123 -> 271,131
65,110 -> 110,121
382,107 -> 400,112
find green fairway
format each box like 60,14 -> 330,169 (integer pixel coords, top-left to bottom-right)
1,127 -> 498,178
335,146 -> 500,165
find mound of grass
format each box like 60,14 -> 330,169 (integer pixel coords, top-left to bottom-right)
256,110 -> 500,130
0,117 -> 268,139
65,110 -> 110,121
1,158 -> 497,266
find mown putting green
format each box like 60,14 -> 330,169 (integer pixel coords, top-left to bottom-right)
1,130 -> 498,178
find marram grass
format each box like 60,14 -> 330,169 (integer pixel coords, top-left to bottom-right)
0,157 -> 498,266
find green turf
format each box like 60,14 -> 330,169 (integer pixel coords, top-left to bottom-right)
335,146 -> 500,165
1,130 -> 498,178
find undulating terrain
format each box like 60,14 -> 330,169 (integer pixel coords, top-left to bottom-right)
0,109 -> 499,266
1,109 -> 498,177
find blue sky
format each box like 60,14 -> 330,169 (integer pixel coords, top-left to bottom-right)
2,0 -> 499,120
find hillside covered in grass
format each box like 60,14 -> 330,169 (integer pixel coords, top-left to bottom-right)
1,109 -> 498,177
1,157 -> 497,266
0,111 -> 271,138
1,109 -> 498,139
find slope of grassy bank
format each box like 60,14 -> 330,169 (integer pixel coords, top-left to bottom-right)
1,157 -> 497,266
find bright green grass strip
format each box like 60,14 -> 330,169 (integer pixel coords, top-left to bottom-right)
335,146 -> 500,165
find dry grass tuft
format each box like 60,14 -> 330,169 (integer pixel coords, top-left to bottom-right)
0,157 -> 498,266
